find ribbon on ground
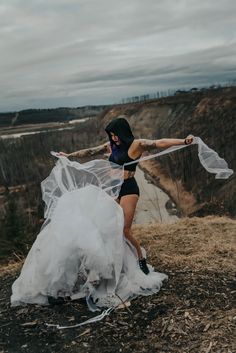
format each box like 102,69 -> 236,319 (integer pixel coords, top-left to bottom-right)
45,307 -> 114,330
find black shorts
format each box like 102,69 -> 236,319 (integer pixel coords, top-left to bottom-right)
118,177 -> 140,199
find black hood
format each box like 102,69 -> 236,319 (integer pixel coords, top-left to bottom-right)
105,117 -> 134,148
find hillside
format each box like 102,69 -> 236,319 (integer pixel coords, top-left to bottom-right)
0,217 -> 235,353
99,86 -> 236,217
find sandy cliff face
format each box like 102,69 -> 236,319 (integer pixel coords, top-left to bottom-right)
100,87 -> 236,216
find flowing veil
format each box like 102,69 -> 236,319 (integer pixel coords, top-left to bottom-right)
10,137 -> 233,310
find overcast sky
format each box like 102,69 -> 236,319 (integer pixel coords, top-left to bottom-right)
0,0 -> 235,112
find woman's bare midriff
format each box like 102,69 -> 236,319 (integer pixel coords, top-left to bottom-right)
123,170 -> 136,179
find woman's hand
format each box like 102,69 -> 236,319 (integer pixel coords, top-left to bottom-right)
184,135 -> 194,145
58,151 -> 70,157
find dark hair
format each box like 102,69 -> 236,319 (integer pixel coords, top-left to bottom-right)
105,116 -> 134,148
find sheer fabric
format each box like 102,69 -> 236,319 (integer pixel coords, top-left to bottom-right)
11,137 -> 233,309
125,137 -> 233,179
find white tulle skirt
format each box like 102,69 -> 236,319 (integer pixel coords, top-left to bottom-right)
11,137 -> 233,309
11,156 -> 168,310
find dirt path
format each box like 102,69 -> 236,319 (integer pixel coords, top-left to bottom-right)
0,216 -> 235,353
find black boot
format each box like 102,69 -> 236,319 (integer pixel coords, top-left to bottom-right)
48,296 -> 66,305
139,258 -> 150,275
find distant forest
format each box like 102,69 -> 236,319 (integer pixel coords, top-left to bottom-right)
0,105 -> 109,127
121,81 -> 236,104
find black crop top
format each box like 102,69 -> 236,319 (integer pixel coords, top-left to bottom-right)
109,146 -> 138,171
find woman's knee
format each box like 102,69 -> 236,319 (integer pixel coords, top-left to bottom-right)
123,225 -> 131,238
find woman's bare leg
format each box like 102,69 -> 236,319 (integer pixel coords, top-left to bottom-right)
119,194 -> 143,259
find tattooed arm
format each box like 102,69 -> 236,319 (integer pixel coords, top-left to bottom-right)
138,135 -> 193,152
59,142 -> 110,158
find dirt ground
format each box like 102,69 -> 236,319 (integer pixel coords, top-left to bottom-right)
0,216 -> 235,353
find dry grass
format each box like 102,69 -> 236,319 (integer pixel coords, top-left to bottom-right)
133,216 -> 236,273
0,216 -> 235,353
0,260 -> 23,277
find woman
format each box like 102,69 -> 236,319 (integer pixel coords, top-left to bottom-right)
59,116 -> 193,275
11,116 -> 231,309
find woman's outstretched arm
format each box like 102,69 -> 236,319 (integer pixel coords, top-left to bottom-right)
138,135 -> 194,152
59,142 -> 110,158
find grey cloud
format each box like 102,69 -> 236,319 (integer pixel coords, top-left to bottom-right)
0,0 -> 236,111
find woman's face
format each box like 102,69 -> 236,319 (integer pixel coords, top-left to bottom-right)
110,132 -> 121,145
